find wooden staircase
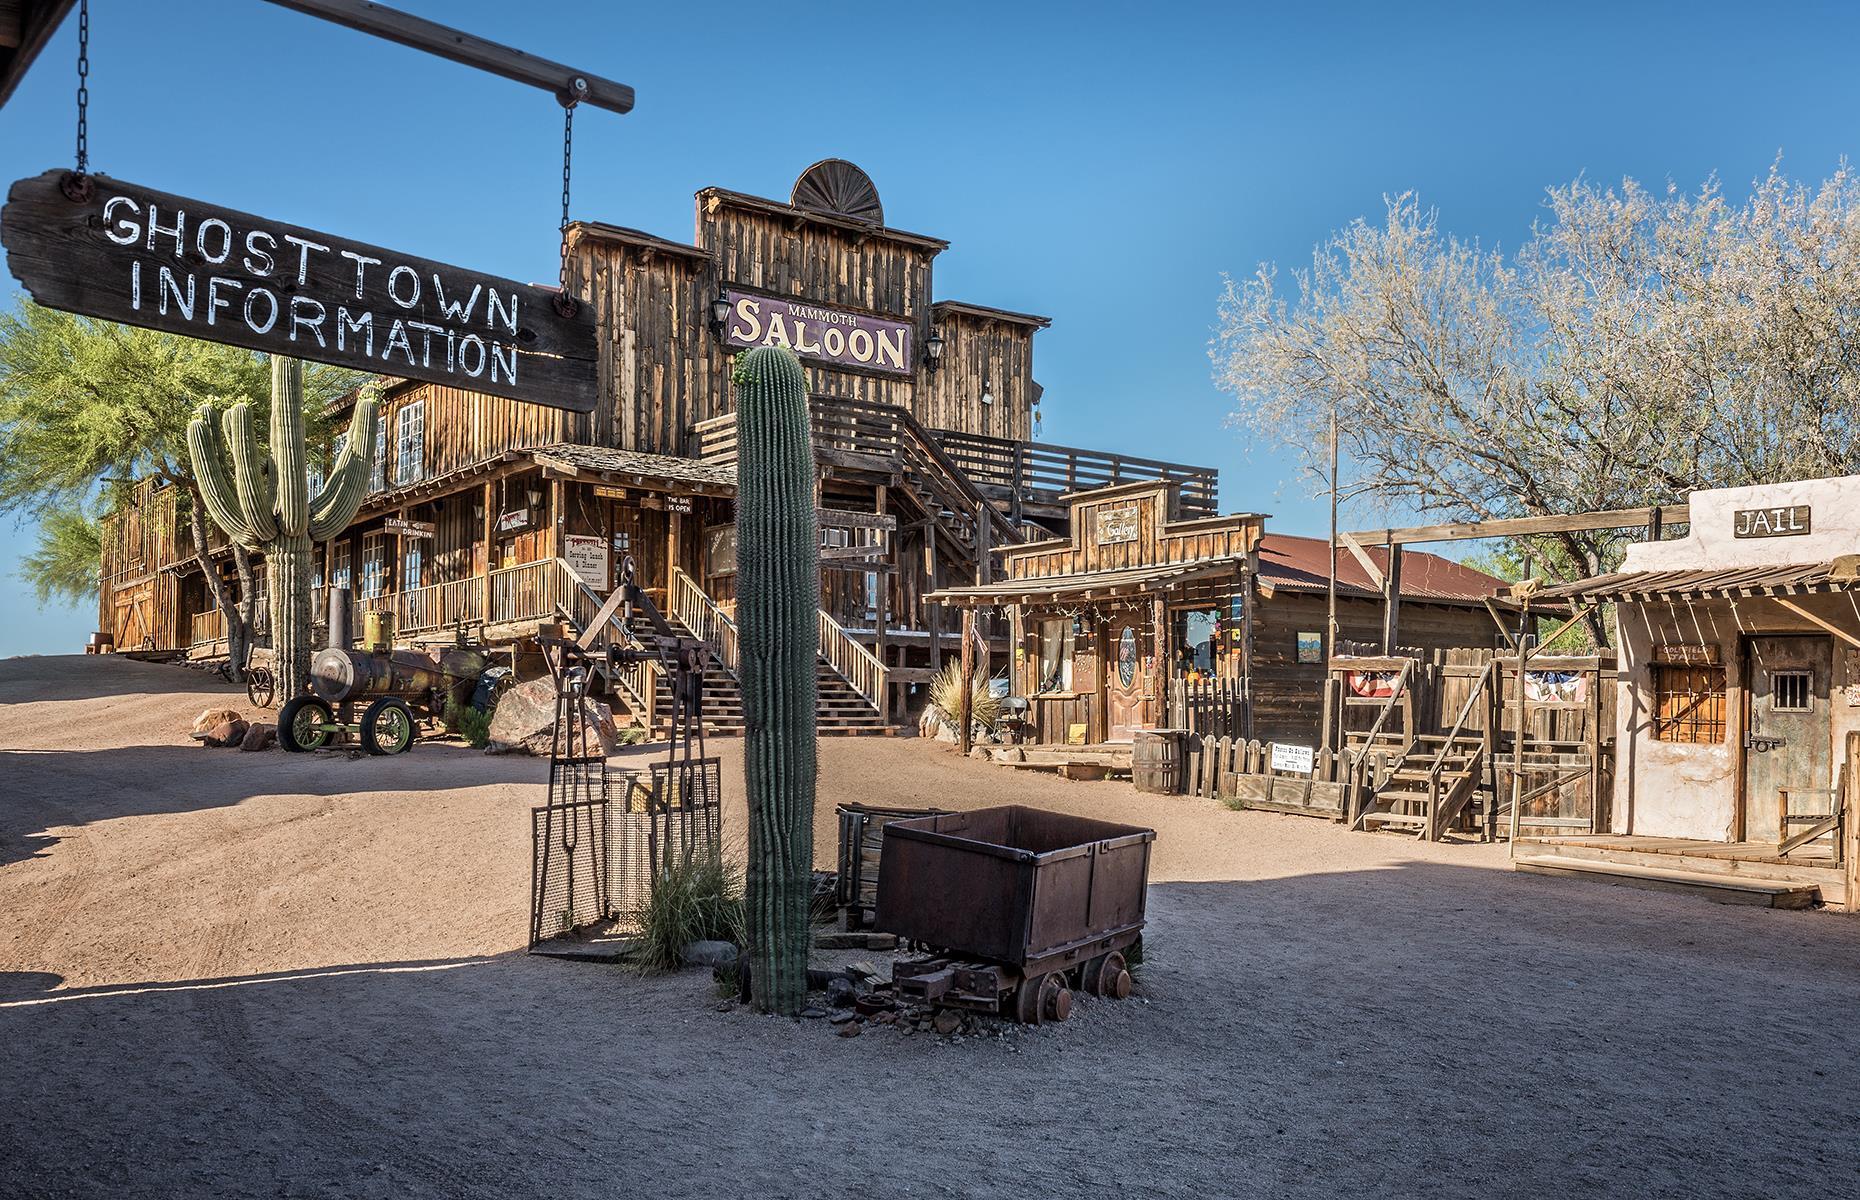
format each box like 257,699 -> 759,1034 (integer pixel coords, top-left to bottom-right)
1356,733 -> 1487,839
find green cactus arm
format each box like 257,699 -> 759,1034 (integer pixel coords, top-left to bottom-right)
309,392 -> 380,541
221,401 -> 280,545
270,357 -> 310,538
186,401 -> 261,549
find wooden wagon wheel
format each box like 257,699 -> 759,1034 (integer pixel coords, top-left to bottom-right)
246,666 -> 275,709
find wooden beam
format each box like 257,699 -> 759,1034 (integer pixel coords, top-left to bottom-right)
1342,504 -> 1690,547
1773,596 -> 1860,651
262,0 -> 635,113
1337,531 -> 1384,590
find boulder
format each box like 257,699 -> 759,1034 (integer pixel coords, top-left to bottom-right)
239,722 -> 277,752
825,977 -> 857,1009
681,940 -> 739,970
485,677 -> 619,757
203,718 -> 249,748
190,707 -> 244,740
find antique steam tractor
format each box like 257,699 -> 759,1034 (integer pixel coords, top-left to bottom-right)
278,605 -> 487,756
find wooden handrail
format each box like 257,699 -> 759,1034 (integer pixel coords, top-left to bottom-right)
557,559 -> 658,725
1423,658 -> 1494,840
818,606 -> 889,715
670,567 -> 740,676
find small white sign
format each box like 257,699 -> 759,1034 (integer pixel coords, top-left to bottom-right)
563,534 -> 609,592
1270,742 -> 1315,775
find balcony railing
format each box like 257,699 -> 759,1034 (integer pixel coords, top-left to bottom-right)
930,428 -> 1218,519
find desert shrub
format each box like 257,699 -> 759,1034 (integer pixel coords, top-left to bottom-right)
631,853 -> 745,974
617,726 -> 647,746
927,660 -> 1000,732
443,698 -> 494,749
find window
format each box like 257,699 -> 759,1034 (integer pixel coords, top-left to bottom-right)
1773,670 -> 1812,712
402,537 -> 424,591
1652,664 -> 1726,744
370,413 -> 387,493
394,401 -> 425,486
360,533 -> 387,600
329,542 -> 352,592
1036,616 -> 1077,694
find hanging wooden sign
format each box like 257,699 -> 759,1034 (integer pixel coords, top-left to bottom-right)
720,287 -> 912,377
1,170 -> 598,412
382,517 -> 435,538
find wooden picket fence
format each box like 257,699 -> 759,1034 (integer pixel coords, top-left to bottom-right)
1184,735 -> 1345,819
1169,675 -> 1249,739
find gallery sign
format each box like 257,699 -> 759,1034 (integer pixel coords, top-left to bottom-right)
1094,504 -> 1140,546
1733,504 -> 1811,538
720,287 -> 911,376
1,170 -> 598,412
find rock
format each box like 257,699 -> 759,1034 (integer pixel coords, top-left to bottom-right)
681,940 -> 739,970
825,977 -> 856,1009
828,1009 -> 857,1025
932,1010 -> 963,1036
845,960 -> 880,982
933,722 -> 957,744
190,707 -> 243,739
837,1023 -> 862,1038
969,746 -> 993,761
484,677 -> 619,758
800,1006 -> 827,1020
202,718 -> 249,748
239,722 -> 277,752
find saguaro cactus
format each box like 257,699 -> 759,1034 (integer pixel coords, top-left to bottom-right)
188,358 -> 378,702
734,346 -> 820,1016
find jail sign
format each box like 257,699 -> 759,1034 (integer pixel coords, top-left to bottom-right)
1,170 -> 597,412
1733,504 -> 1811,538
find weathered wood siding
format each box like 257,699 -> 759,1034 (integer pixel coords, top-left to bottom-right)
917,306 -> 1037,440
999,483 -> 1261,579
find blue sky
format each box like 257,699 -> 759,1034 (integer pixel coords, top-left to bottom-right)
3,0 -> 1859,656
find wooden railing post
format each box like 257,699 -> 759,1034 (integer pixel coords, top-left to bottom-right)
1846,731 -> 1860,912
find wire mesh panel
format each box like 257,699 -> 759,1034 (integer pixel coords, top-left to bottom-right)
606,758 -> 725,932
530,795 -> 612,946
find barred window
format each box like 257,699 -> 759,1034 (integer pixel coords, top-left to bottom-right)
1652,664 -> 1726,744
395,401 -> 425,486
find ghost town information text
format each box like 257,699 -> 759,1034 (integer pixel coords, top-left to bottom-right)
1,170 -> 596,412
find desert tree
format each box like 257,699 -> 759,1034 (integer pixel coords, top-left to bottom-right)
0,303 -> 361,669
1212,164 -> 1860,645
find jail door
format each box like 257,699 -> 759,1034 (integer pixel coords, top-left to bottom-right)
1743,635 -> 1833,844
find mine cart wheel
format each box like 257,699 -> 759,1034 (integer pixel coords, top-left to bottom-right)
245,667 -> 276,709
1080,951 -> 1132,1000
1012,972 -> 1073,1025
361,697 -> 417,756
278,696 -> 335,753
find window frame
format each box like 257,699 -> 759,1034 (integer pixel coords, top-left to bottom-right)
1651,663 -> 1727,745
394,400 -> 425,486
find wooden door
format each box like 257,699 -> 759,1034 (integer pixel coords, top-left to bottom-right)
1744,635 -> 1833,843
113,583 -> 154,650
1103,618 -> 1152,742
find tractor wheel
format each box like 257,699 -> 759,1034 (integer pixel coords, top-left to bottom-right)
361,697 -> 417,756
278,696 -> 335,752
246,666 -> 275,709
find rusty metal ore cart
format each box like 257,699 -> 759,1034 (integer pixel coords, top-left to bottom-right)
875,805 -> 1155,1025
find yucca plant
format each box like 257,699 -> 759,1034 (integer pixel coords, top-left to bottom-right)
929,660 -> 1001,734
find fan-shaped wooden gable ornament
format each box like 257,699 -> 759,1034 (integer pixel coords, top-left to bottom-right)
791,159 -> 884,225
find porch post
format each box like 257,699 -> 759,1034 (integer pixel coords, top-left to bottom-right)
480,480 -> 494,625
1381,536 -> 1404,653
874,484 -> 890,723
958,606 -> 976,755
925,520 -> 942,674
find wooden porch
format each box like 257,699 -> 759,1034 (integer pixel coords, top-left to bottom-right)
1512,834 -> 1847,909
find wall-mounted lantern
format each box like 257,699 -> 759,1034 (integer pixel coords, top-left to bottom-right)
709,289 -> 732,337
980,376 -> 994,406
924,328 -> 945,371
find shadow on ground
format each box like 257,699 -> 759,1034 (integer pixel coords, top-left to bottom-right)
3,861 -> 1857,1199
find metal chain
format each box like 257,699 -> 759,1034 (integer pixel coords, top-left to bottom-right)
557,99 -> 574,293
74,0 -> 90,174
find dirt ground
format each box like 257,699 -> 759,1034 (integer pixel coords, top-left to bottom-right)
3,654 -> 1858,1198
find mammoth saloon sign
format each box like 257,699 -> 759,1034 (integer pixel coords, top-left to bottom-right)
1,171 -> 598,412
720,288 -> 912,377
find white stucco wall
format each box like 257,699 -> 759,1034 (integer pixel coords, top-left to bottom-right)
1623,475 -> 1860,571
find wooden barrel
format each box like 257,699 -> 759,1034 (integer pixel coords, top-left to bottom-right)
1132,729 -> 1187,795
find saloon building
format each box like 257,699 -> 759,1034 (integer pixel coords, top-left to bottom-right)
96,160 -> 1220,733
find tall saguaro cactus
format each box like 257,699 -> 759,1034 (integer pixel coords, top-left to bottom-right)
734,346 -> 820,1016
188,358 -> 378,702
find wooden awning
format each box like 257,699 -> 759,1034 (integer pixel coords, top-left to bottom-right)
1538,561 -> 1860,602
926,557 -> 1247,608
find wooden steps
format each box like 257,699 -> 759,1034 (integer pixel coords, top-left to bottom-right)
1354,733 -> 1486,840
1513,852 -> 1822,909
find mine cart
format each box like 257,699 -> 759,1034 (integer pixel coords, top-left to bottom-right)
875,806 -> 1154,1024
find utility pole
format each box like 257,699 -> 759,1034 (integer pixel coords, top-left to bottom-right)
1326,401 -> 1339,661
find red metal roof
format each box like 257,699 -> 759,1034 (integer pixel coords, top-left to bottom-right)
1256,533 -> 1508,605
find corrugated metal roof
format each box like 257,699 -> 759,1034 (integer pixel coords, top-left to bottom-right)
926,557 -> 1246,606
1538,562 -> 1860,601
1255,534 -> 1508,605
